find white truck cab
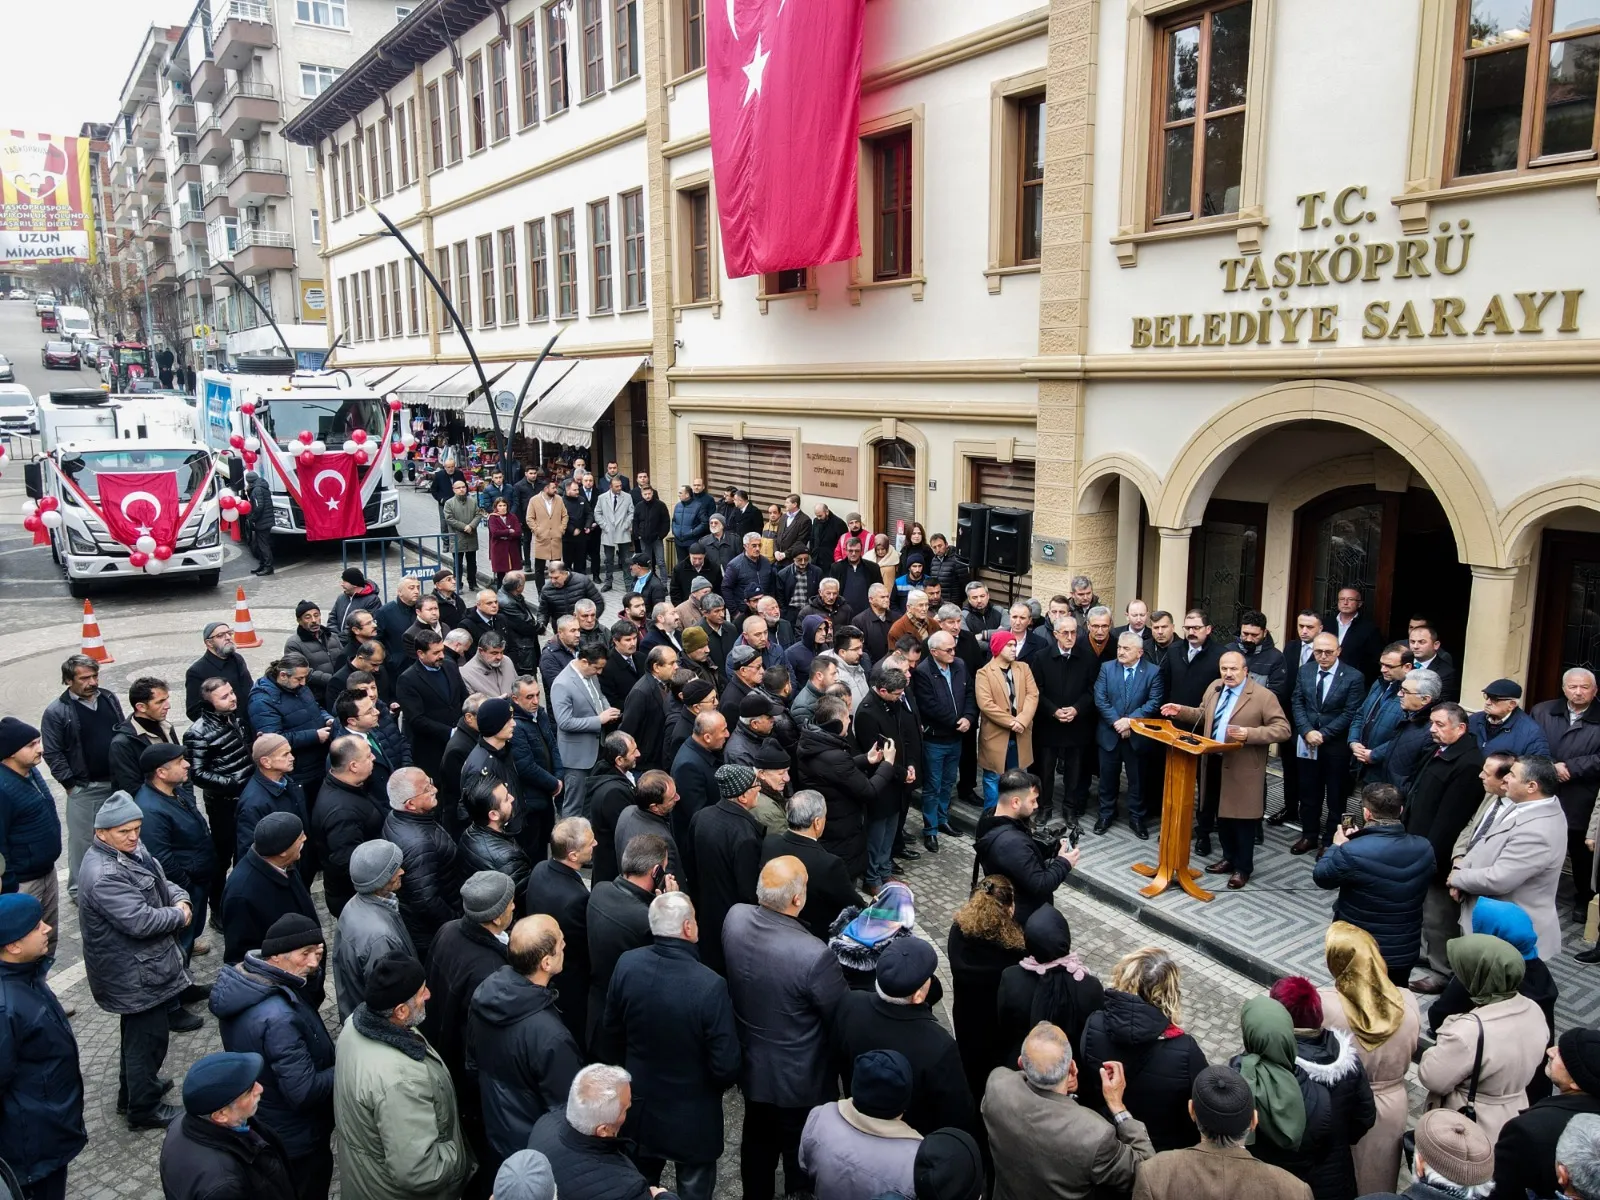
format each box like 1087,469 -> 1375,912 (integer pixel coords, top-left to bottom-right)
26,389 -> 223,597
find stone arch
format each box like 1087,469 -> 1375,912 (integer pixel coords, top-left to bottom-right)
857,419 -> 931,526
1499,479 -> 1600,560
1077,452 -> 1162,516
1154,379 -> 1506,568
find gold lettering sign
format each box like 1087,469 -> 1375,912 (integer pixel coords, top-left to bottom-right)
801,443 -> 858,500
1130,186 -> 1584,350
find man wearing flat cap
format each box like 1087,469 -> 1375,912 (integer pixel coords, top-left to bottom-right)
1128,1065 -> 1307,1199
334,952 -> 475,1199
0,717 -> 64,954
220,812 -> 320,999
1492,1028 -> 1600,1200
209,914 -> 336,1199
687,764 -> 766,975
77,791 -> 194,1129
724,692 -> 780,769
159,1051 -> 294,1199
1369,1108 -> 1494,1200
134,741 -> 217,961
800,1049 -> 921,1199
1468,677 -> 1552,760
332,839 -> 415,1021
834,936 -> 975,1138
0,892 -> 85,1200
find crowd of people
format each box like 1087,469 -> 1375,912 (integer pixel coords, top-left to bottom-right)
3,478 -> 1600,1200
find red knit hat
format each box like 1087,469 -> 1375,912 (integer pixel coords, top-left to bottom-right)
1269,975 -> 1323,1028
989,629 -> 1018,658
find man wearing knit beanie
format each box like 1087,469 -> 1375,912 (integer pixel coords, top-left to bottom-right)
1088,1063 -> 1309,1200
0,716 -> 63,956
689,764 -> 765,973
1493,1027 -> 1600,1200
1411,1109 -> 1493,1194
331,840 -> 415,1021
219,812 -> 319,1004
209,913 -> 334,1195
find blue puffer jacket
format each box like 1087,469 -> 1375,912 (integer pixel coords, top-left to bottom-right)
246,677 -> 332,786
0,763 -> 62,890
0,957 -> 86,1185
135,782 -> 217,895
1312,821 -> 1436,981
208,953 -> 335,1157
1466,706 -> 1552,760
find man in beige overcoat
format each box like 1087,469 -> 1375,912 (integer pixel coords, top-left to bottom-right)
1162,649 -> 1290,889
525,477 -> 568,588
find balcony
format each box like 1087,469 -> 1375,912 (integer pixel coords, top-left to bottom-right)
225,155 -> 287,207
196,115 -> 230,166
232,226 -> 294,276
218,81 -> 279,141
210,1 -> 275,71
135,103 -> 160,148
177,203 -> 206,231
169,101 -> 198,136
172,153 -> 200,186
182,265 -> 213,297
151,256 -> 178,286
202,180 -> 234,216
191,57 -> 226,104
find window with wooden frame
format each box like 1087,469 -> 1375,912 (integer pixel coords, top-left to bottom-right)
527,217 -> 550,320
395,101 -> 411,186
366,126 -> 381,205
407,259 -> 421,334
490,40 -> 510,141
445,71 -> 463,163
1016,96 -> 1045,262
362,271 -> 376,340
500,226 -> 518,322
589,198 -> 613,313
477,233 -> 497,326
377,267 -> 391,338
1450,0 -> 1600,178
620,188 -> 646,310
338,276 -> 351,340
389,263 -> 403,338
545,4 -> 570,115
341,140 -> 355,210
435,247 -> 454,332
379,117 -> 394,195
455,240 -> 472,328
467,54 -> 487,153
554,209 -> 578,317
870,128 -> 913,280
757,268 -> 814,312
580,0 -> 606,97
516,18 -> 540,127
427,82 -> 443,170
682,0 -> 705,74
350,273 -> 364,341
679,183 -> 715,304
614,0 -> 638,81
986,74 -> 1047,288
1151,1 -> 1252,224
328,145 -> 342,218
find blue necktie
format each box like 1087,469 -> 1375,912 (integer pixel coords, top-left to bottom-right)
1213,687 -> 1235,739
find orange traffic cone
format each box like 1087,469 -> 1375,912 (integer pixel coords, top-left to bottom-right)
80,600 -> 114,664
232,586 -> 263,648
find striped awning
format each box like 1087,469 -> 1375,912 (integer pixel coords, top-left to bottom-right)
521,355 -> 647,444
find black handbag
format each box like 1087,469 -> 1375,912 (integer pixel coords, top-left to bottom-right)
1403,1013 -> 1484,1168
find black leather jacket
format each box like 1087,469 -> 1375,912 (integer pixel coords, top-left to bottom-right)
458,823 -> 533,898
381,808 -> 461,957
182,710 -> 253,798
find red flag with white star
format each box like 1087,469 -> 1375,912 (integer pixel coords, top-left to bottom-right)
706,0 -> 865,278
96,472 -> 181,547
295,452 -> 366,541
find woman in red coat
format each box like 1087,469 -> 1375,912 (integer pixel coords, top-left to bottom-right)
486,496 -> 523,585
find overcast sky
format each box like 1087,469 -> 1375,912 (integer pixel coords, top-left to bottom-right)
2,2 -> 194,136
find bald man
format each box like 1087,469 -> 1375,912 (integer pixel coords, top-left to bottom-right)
723,856 -> 848,1200
1289,632 -> 1366,855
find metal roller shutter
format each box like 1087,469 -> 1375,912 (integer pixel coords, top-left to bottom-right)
971,458 -> 1035,598
700,436 -> 793,511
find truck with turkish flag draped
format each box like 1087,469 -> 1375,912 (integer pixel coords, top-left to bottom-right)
197,361 -> 404,542
24,390 -> 225,598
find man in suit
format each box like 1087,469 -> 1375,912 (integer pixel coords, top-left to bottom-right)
830,537 -> 883,619
810,504 -> 847,565
1327,587 -> 1385,684
1348,641 -> 1415,785
1163,609 -> 1226,835
1092,631 -> 1164,839
772,493 -> 811,566
911,632 -> 976,853
1161,651 -> 1291,888
725,489 -> 763,539
1269,610 -> 1324,828
1451,753 -> 1567,960
395,630 -> 466,781
756,789 -> 864,940
1032,616 -> 1097,826
1409,621 -> 1460,703
1288,632 -> 1364,856
1530,667 -> 1600,925
550,644 -> 621,819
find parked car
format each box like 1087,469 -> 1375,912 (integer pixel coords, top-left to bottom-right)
0,385 -> 38,434
0,353 -> 12,382
8,289 -> 27,301
41,341 -> 79,370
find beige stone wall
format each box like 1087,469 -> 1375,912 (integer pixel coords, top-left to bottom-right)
643,0 -> 675,486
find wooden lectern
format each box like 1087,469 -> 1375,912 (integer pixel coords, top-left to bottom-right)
1126,719 -> 1241,902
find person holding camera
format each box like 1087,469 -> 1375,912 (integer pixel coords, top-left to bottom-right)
1160,649 -> 1291,890
973,768 -> 1079,924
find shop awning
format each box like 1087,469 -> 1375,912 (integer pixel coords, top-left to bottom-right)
427,361 -> 528,410
522,355 -> 647,444
357,365 -> 402,388
394,363 -> 476,404
459,358 -> 580,427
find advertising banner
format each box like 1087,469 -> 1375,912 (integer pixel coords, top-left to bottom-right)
0,132 -> 95,265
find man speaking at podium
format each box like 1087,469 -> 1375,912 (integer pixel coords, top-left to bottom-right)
1160,650 -> 1289,890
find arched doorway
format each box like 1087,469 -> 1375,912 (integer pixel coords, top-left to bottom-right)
874,438 -> 917,542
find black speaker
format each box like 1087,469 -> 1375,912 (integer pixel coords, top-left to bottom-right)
986,506 -> 1033,575
956,502 -> 991,564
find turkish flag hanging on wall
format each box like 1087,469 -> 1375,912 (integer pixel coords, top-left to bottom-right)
97,472 -> 181,547
295,453 -> 366,541
707,0 -> 866,278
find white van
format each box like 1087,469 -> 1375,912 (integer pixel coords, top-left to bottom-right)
56,305 -> 92,342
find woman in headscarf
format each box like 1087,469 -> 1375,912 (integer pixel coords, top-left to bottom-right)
1076,947 -> 1209,1150
1427,897 -> 1558,1104
1229,996 -> 1332,1190
995,905 -> 1105,1064
1317,921 -> 1418,1195
1417,932 -> 1549,1142
1268,977 -> 1375,1200
945,876 -> 1026,1103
